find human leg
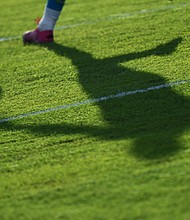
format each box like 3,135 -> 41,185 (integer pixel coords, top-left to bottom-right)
23,0 -> 66,44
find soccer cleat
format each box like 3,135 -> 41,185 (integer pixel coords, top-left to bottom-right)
23,28 -> 54,44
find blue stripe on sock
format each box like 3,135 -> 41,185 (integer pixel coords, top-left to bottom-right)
47,0 -> 65,11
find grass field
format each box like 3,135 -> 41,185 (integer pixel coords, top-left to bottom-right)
1,0 -> 190,219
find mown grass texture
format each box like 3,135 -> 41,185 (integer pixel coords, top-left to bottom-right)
0,0 -> 190,219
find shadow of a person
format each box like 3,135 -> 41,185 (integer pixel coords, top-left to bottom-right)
47,37 -> 190,158
1,37 -> 190,159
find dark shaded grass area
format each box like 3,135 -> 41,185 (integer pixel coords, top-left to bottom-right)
0,87 -> 3,99
1,37 -> 190,160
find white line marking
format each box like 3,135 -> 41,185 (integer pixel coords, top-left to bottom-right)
1,2 -> 190,42
0,80 -> 189,123
0,36 -> 21,42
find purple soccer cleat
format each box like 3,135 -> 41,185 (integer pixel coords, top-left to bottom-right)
23,28 -> 54,44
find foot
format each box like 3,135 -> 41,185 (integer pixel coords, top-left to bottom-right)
23,28 -> 54,44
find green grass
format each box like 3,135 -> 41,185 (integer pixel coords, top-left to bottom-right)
0,0 -> 190,219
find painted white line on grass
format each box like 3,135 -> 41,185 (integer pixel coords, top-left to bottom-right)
0,36 -> 21,42
1,2 -> 190,42
0,80 -> 189,123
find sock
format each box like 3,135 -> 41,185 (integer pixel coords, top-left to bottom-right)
47,0 -> 65,11
38,0 -> 66,31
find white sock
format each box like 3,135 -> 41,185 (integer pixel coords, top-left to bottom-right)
38,7 -> 61,31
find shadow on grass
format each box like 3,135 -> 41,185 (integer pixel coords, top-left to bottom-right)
0,87 -> 2,100
1,37 -> 190,159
